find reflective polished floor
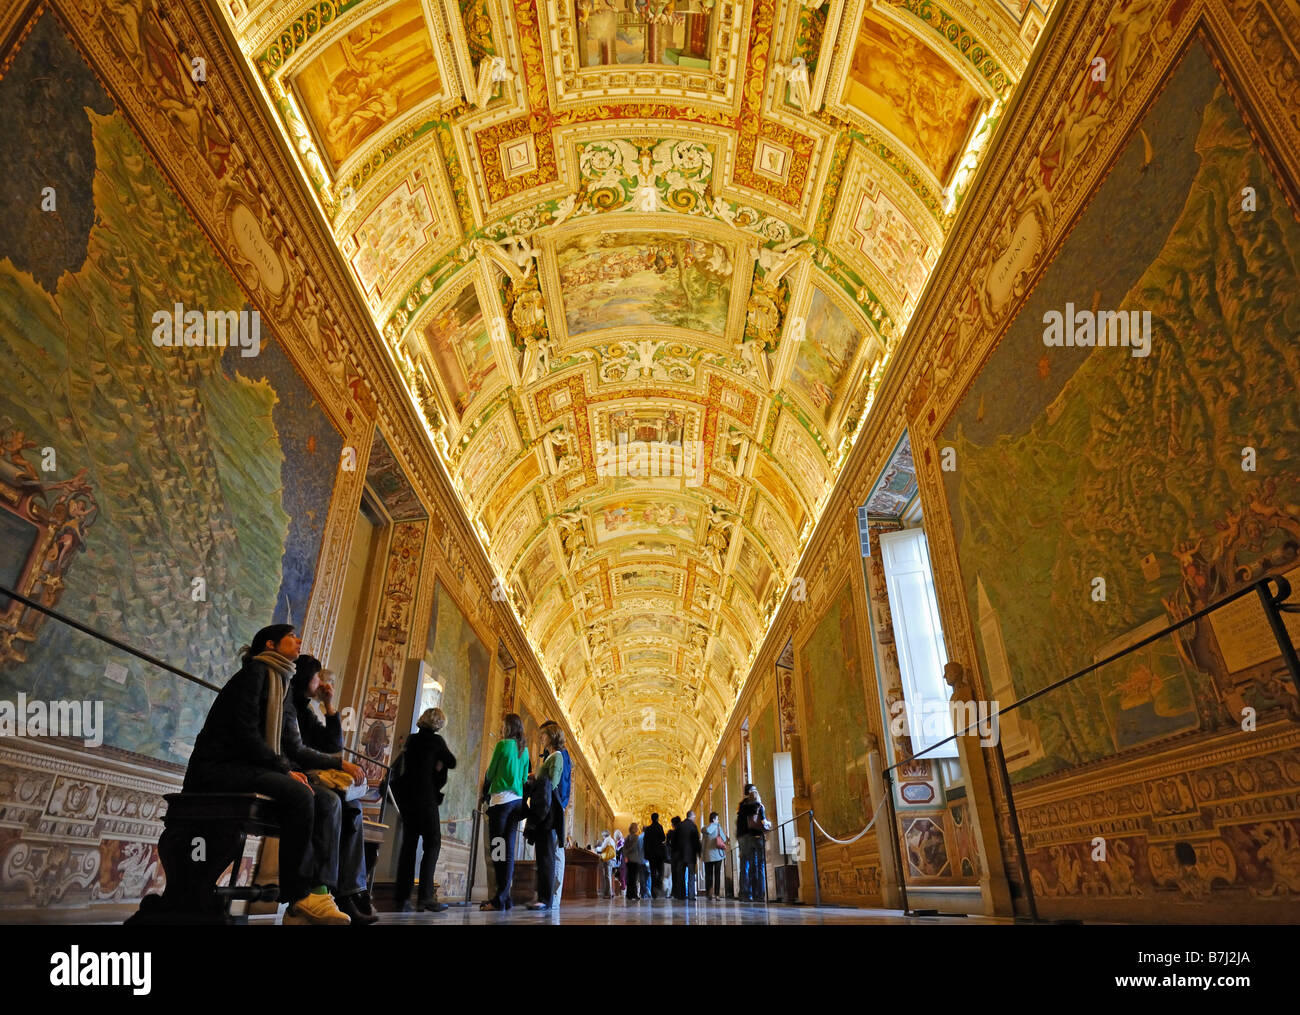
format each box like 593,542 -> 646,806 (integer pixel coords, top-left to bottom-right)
361,896 -> 1007,925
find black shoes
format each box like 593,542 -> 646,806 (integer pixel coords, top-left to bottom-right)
423,900 -> 449,912
339,891 -> 380,925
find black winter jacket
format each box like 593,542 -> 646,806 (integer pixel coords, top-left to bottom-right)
643,820 -> 667,861
187,659 -> 293,776
394,727 -> 457,806
678,818 -> 703,862
522,772 -> 563,846
282,705 -> 341,773
292,692 -> 343,753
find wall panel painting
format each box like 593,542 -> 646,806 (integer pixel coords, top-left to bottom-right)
797,577 -> 874,837
938,42 -> 1300,788
423,581 -> 491,843
0,12 -> 342,765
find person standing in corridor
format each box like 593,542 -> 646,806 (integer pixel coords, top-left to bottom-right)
679,810 -> 702,900
702,811 -> 727,899
735,784 -> 771,902
538,720 -> 572,909
643,813 -> 667,899
479,713 -> 529,911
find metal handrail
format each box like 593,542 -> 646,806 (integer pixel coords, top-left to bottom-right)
0,581 -> 218,689
876,572 -> 1299,922
884,573 -> 1299,774
0,579 -> 390,776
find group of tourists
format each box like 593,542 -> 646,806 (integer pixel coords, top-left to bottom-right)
184,625 -> 377,925
183,623 -> 774,922
594,785 -> 773,902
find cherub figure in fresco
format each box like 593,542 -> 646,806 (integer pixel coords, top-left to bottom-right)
0,424 -> 40,487
1171,537 -> 1220,611
46,491 -> 99,572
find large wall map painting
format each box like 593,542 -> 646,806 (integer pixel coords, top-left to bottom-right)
0,12 -> 342,765
556,231 -> 733,337
940,42 -> 1300,784
293,0 -> 442,170
797,579 -> 873,836
422,581 -> 491,843
846,9 -> 983,183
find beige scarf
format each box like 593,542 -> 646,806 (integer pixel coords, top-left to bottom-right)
254,650 -> 295,757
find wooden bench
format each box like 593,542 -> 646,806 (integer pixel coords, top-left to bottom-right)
126,793 -> 281,925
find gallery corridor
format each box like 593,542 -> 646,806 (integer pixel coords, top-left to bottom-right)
0,0 -> 1296,1001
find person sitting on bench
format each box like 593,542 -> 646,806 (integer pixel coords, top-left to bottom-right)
183,623 -> 350,925
288,655 -> 377,925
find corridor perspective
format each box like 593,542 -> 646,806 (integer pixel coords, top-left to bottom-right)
1,0 -> 1299,977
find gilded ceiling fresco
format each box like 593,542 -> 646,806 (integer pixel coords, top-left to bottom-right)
222,0 -> 1052,814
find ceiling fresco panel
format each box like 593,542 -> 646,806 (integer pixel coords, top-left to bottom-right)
293,0 -> 448,172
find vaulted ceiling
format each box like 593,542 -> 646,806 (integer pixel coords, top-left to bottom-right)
219,0 -> 1052,816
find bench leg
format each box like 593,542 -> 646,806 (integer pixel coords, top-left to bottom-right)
126,822 -> 247,925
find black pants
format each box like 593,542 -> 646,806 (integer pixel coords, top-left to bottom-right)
671,858 -> 685,899
184,762 -> 314,903
395,795 -> 442,905
625,860 -> 641,899
647,858 -> 665,898
535,827 -> 557,906
705,860 -> 722,896
487,800 -> 524,908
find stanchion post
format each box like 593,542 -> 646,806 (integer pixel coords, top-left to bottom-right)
991,736 -> 1039,922
464,807 -> 482,905
879,767 -> 910,916
867,749 -> 905,911
808,810 -> 821,908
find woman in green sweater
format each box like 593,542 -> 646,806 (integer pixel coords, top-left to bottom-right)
479,713 -> 529,910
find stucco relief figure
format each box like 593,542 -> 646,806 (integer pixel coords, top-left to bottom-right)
556,507 -> 593,568
703,504 -> 737,572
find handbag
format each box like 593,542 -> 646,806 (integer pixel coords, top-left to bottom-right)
746,809 -> 765,832
714,834 -> 726,850
310,767 -> 368,801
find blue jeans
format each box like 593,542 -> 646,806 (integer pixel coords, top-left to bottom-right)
487,800 -> 524,907
739,835 -> 766,901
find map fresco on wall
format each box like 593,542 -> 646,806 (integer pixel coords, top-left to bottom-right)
556,231 -> 733,337
725,744 -> 741,833
939,43 -> 1300,783
797,578 -> 874,836
293,0 -> 442,170
846,8 -> 982,183
787,287 -> 862,427
0,14 -> 342,765
750,696 -> 778,843
423,581 -> 491,841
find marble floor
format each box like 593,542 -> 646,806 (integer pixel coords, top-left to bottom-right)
358,896 -> 1007,926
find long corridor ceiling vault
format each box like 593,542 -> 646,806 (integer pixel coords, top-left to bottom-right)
219,0 -> 1052,815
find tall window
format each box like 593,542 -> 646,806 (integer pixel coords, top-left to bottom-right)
878,528 -> 956,759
